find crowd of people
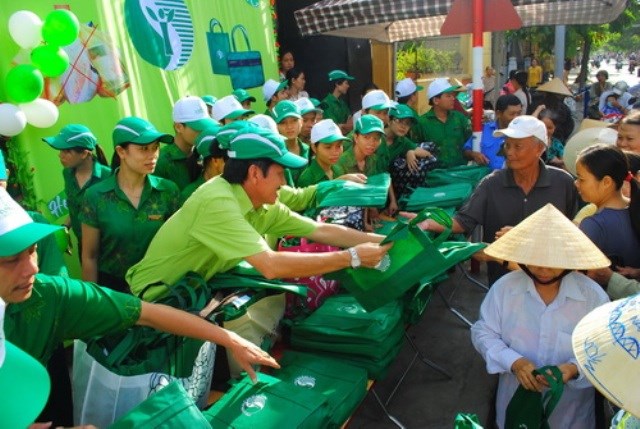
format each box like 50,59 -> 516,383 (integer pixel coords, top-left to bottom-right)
1,46 -> 640,428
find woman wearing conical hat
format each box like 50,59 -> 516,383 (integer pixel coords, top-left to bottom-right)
470,204 -> 610,429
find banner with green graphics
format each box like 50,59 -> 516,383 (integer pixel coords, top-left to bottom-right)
0,0 -> 277,272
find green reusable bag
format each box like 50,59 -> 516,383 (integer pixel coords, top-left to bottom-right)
86,272 -> 213,377
315,173 -> 391,208
454,413 -> 484,429
505,366 -> 564,429
402,274 -> 445,325
426,164 -> 491,188
206,18 -> 230,75
399,183 -> 473,211
227,24 -> 264,90
273,351 -> 368,428
329,208 -> 485,312
108,381 -> 210,429
205,372 -> 331,428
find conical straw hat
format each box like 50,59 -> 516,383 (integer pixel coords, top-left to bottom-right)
579,118 -> 612,132
536,77 -> 573,97
484,203 -> 610,270
572,295 -> 640,418
564,127 -> 618,176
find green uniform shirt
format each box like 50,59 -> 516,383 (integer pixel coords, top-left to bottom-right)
180,175 -> 206,205
79,173 -> 180,280
126,176 -> 318,300
334,147 -> 381,177
321,93 -> 351,125
297,158 -> 341,188
387,135 -> 418,164
277,185 -> 317,212
342,132 -> 390,173
411,109 -> 471,168
29,211 -> 68,277
62,161 -> 111,240
5,274 -> 141,364
288,139 -> 311,186
154,144 -> 191,190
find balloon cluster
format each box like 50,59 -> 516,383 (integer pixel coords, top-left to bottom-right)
0,10 -> 80,136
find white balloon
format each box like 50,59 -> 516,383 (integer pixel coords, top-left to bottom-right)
0,104 -> 27,136
8,11 -> 43,49
19,99 -> 59,128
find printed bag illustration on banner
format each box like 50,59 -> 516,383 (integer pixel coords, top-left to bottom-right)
227,24 -> 265,89
206,18 -> 230,75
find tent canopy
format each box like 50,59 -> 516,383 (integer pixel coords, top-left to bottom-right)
294,0 -> 628,43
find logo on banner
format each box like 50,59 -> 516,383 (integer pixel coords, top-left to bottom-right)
124,0 -> 194,70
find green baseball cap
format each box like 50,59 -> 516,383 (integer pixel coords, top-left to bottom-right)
355,114 -> 385,135
42,124 -> 97,150
232,89 -> 257,103
390,104 -> 417,121
0,150 -> 7,180
172,96 -> 217,131
0,187 -> 62,257
272,100 -> 302,123
309,98 -> 322,108
195,125 -> 223,159
201,95 -> 217,107
112,116 -> 173,147
328,70 -> 355,81
228,127 -> 308,169
311,119 -> 350,144
215,121 -> 259,150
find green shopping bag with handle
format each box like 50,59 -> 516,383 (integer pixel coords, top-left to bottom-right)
426,164 -> 491,188
206,18 -> 230,75
454,413 -> 484,428
327,207 -> 485,311
399,183 -> 473,211
227,24 -> 264,89
505,365 -> 564,429
315,173 -> 391,208
108,381 -> 210,429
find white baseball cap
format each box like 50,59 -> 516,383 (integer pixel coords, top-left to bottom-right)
172,96 -> 217,131
395,78 -> 423,98
311,119 -> 350,144
493,115 -> 548,146
295,97 -> 322,115
262,79 -> 288,102
427,77 -> 460,100
211,95 -> 254,122
249,114 -> 279,134
362,90 -> 395,111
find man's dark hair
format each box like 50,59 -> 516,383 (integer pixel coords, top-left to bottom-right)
330,78 -> 348,91
495,94 -> 522,113
222,157 -> 276,184
397,94 -> 412,105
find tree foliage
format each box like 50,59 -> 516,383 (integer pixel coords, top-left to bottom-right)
395,42 -> 455,80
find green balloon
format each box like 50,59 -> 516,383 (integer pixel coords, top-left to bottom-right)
5,65 -> 44,103
42,10 -> 80,47
31,45 -> 70,77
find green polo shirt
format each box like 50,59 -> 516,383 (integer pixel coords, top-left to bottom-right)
29,211 -> 68,277
334,147 -> 381,177
411,109 -> 471,168
321,93 -> 350,125
154,143 -> 191,190
79,173 -> 180,280
126,176 -> 318,300
62,161 -> 111,240
180,175 -> 206,205
387,135 -> 418,164
5,274 -> 141,364
288,139 -> 311,186
278,185 -> 317,212
297,158 -> 341,188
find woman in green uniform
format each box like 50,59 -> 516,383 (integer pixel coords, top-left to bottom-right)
42,124 -> 110,255
80,117 -> 180,293
180,125 -> 226,204
273,100 -> 311,186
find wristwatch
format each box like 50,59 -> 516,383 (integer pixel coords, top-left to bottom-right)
348,247 -> 361,268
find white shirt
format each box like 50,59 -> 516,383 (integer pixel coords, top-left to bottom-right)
471,270 -> 609,429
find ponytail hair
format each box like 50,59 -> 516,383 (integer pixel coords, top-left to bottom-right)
94,144 -> 109,166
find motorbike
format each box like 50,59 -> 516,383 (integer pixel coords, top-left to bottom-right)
630,60 -> 637,74
616,61 -> 624,71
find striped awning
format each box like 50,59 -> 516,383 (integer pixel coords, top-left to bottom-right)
294,0 -> 628,43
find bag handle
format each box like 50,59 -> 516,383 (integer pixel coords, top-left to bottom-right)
533,365 -> 565,421
209,18 -> 224,33
381,207 -> 452,246
230,25 -> 251,52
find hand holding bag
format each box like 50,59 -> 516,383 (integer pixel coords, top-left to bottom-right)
206,18 -> 231,75
227,24 -> 264,90
505,365 -> 564,429
327,207 -> 486,311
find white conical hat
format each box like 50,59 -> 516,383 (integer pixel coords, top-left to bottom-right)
572,295 -> 640,418
537,77 -> 573,97
564,127 -> 618,176
484,203 -> 610,270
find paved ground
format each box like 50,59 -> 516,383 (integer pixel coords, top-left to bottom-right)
348,263 -> 497,429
